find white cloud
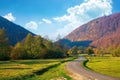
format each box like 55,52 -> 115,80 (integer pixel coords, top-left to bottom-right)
3,13 -> 16,21
53,0 -> 112,38
25,21 -> 38,30
42,18 -> 52,24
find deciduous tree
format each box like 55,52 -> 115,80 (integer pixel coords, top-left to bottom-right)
0,29 -> 11,60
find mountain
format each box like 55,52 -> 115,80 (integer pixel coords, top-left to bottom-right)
64,12 -> 120,48
57,39 -> 92,48
0,16 -> 35,45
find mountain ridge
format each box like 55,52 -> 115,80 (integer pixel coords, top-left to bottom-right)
64,12 -> 120,48
0,16 -> 35,45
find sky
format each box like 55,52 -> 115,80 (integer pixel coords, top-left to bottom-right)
0,0 -> 120,40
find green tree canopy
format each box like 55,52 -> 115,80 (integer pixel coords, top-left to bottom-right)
10,42 -> 27,59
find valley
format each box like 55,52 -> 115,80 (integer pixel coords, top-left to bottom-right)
0,0 -> 120,79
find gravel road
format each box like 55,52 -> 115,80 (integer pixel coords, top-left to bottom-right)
66,57 -> 119,80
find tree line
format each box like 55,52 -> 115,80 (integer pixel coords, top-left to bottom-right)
1,28 -> 120,60
0,28 -> 67,60
67,46 -> 120,57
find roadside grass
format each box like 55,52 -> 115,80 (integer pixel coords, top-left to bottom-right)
0,58 -> 73,80
85,56 -> 120,78
27,63 -> 72,80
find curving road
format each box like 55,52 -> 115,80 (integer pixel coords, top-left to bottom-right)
66,57 -> 119,80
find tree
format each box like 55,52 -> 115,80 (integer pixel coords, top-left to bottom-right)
10,33 -> 68,59
10,42 -> 26,59
67,49 -> 72,56
44,40 -> 53,50
77,46 -> 85,54
107,46 -> 114,56
93,48 -> 99,56
99,48 -> 105,57
32,35 -> 46,59
77,50 -> 82,54
112,46 -> 120,57
68,46 -> 78,56
0,29 -> 11,60
71,46 -> 78,55
85,47 -> 94,56
23,33 -> 34,58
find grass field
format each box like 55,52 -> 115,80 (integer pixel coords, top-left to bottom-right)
27,62 -> 71,80
0,58 -> 73,80
86,56 -> 120,78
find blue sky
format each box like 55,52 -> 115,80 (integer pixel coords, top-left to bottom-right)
0,0 -> 120,40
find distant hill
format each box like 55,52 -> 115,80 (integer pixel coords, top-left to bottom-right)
0,16 -> 35,45
57,39 -> 92,48
64,12 -> 120,48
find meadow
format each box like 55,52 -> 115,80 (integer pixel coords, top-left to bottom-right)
86,56 -> 120,78
0,58 -> 73,80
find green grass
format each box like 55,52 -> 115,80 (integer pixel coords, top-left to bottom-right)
0,58 -> 73,80
27,63 -> 72,80
86,56 -> 120,78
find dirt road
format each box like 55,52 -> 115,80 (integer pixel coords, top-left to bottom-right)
66,57 -> 119,80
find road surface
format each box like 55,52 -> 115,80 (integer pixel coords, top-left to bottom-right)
66,57 -> 119,80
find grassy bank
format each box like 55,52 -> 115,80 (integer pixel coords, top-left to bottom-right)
0,58 -> 73,80
27,62 -> 71,80
85,56 -> 120,78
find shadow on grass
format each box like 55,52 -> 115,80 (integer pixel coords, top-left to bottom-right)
33,63 -> 61,75
17,59 -> 73,80
11,60 -> 56,65
82,59 -> 92,70
0,68 -> 31,70
33,60 -> 70,75
0,58 -> 74,80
